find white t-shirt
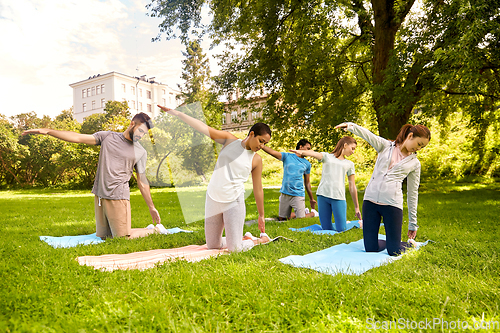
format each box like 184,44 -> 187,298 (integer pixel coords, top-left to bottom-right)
207,139 -> 255,203
316,153 -> 355,201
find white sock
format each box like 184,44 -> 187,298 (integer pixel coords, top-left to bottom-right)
244,232 -> 258,240
260,233 -> 271,240
155,224 -> 170,235
305,208 -> 310,214
146,224 -> 155,229
311,209 -> 319,217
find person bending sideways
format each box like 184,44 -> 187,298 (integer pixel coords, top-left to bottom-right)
336,122 -> 430,256
23,113 -> 162,239
290,136 -> 361,231
262,139 -> 318,220
157,105 -> 271,252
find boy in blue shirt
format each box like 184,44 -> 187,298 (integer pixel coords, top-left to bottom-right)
262,139 -> 318,220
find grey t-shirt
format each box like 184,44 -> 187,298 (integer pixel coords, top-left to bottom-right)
91,131 -> 147,200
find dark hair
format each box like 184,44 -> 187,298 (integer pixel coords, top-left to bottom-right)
394,124 -> 431,145
332,136 -> 357,158
249,122 -> 271,137
296,139 -> 311,150
132,112 -> 154,129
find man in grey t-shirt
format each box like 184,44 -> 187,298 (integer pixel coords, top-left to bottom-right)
23,112 -> 161,239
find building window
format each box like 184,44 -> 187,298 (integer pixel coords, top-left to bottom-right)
139,88 -> 142,97
162,89 -> 166,95
222,113 -> 226,125
101,98 -> 105,108
87,88 -> 90,97
252,111 -> 260,120
96,85 -> 100,94
169,96 -> 172,104
147,90 -> 152,99
147,104 -> 152,112
122,84 -> 126,93
231,111 -> 238,122
92,100 -> 96,110
139,102 -> 142,110
162,98 -> 166,106
92,87 -> 95,96
131,86 -> 135,95
101,84 -> 105,93
83,103 -> 87,112
241,108 -> 248,121
82,89 -> 86,98
131,100 -> 135,109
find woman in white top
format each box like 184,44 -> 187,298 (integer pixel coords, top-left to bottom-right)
290,136 -> 361,231
158,105 -> 272,252
336,122 -> 430,256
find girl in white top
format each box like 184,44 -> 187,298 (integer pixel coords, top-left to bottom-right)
158,105 -> 272,252
336,122 -> 430,256
290,136 -> 361,231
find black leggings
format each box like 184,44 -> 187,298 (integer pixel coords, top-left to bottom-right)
362,200 -> 411,256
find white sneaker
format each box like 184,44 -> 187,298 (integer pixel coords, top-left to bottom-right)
146,224 -> 155,230
155,224 -> 170,235
305,208 -> 310,214
311,209 -> 319,217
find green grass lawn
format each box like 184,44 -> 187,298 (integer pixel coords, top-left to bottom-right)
0,182 -> 499,332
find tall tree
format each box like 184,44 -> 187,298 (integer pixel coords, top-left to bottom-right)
179,40 -> 211,105
148,0 -> 500,141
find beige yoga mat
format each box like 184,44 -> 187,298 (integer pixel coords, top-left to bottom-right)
77,244 -> 228,272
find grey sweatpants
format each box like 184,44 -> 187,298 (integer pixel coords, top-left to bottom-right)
205,193 -> 254,252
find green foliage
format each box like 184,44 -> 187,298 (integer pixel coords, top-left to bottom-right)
148,0 -> 500,140
142,102 -> 218,187
1,183 -> 499,331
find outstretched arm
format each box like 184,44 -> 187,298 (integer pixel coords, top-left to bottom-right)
251,154 -> 266,233
261,146 -> 282,160
406,164 -> 420,240
289,149 -> 323,160
347,174 -> 361,220
22,129 -> 96,145
158,105 -> 236,146
137,172 -> 161,224
303,174 -> 317,210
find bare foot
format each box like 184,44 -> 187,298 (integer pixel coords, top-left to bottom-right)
408,238 -> 417,247
359,220 -> 363,229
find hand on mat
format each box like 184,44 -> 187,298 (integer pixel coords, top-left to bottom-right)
258,215 -> 266,233
149,207 -> 161,224
407,229 -> 417,240
334,123 -> 348,131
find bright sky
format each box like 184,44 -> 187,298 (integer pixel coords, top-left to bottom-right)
0,0 -> 218,119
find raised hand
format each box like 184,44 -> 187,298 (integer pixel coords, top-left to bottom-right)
334,123 -> 348,131
22,128 -> 50,136
157,105 -> 180,116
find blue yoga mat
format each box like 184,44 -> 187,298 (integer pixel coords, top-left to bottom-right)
279,234 -> 431,275
40,228 -> 193,249
289,220 -> 362,235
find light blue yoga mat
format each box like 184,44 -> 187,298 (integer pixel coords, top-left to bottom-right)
289,220 -> 362,235
279,234 -> 431,275
40,227 -> 193,249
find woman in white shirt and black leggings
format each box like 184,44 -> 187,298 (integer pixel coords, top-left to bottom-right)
335,122 -> 430,256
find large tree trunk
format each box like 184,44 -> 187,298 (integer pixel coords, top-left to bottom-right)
371,0 -> 416,139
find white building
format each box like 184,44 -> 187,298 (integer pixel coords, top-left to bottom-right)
69,71 -> 181,122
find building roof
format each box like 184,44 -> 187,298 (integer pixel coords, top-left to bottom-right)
69,71 -> 180,92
